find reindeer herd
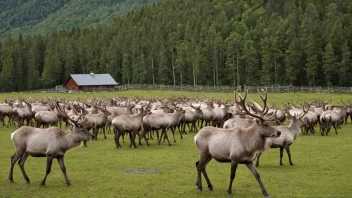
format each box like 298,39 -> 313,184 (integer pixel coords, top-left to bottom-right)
2,91 -> 351,197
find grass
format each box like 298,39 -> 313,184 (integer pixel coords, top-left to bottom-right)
0,90 -> 352,198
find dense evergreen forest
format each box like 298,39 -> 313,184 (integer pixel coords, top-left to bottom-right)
0,0 -> 352,92
0,0 -> 154,39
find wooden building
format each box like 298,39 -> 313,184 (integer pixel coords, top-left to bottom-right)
64,73 -> 118,91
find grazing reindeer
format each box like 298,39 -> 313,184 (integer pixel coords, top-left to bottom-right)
194,90 -> 281,197
8,103 -> 93,187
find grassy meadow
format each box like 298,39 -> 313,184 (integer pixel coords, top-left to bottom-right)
0,90 -> 352,198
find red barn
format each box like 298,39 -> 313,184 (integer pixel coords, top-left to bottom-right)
64,73 -> 118,91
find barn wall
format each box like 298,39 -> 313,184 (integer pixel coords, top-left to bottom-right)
65,78 -> 81,90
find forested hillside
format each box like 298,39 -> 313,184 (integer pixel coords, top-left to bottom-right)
0,0 -> 352,92
0,0 -> 154,38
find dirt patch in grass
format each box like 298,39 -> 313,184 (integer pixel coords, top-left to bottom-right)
124,169 -> 161,174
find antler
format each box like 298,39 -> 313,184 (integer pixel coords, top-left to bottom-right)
234,89 -> 265,121
257,88 -> 269,117
56,102 -> 81,127
299,105 -> 308,119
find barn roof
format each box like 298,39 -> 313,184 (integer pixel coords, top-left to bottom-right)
66,74 -> 118,86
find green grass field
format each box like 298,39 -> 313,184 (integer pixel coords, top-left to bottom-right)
0,90 -> 352,198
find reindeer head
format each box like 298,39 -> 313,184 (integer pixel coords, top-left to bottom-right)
56,102 -> 94,140
285,105 -> 308,127
234,89 -> 281,138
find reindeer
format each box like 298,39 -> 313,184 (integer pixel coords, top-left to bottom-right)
320,107 -> 346,136
112,105 -> 151,148
179,104 -> 203,133
34,111 -> 60,128
80,106 -> 111,140
255,108 -> 308,167
8,104 -> 93,187
141,108 -> 185,146
194,89 -> 281,197
0,100 -> 13,127
12,100 -> 33,127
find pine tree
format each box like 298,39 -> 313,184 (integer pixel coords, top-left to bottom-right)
322,42 -> 337,86
338,41 -> 351,86
305,34 -> 320,86
0,47 -> 14,92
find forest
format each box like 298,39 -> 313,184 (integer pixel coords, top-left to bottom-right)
0,0 -> 154,39
0,0 -> 351,92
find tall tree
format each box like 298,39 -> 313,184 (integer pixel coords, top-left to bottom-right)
0,47 -> 14,92
322,42 -> 337,86
338,41 -> 351,86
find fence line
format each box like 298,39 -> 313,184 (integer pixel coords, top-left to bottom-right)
29,84 -> 352,93
118,84 -> 352,93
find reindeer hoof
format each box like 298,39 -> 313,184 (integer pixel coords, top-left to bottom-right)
198,187 -> 203,192
208,185 -> 213,191
40,182 -> 45,186
66,183 -> 71,187
290,163 -> 294,166
264,195 -> 272,198
228,192 -> 234,197
280,163 -> 283,166
9,179 -> 14,183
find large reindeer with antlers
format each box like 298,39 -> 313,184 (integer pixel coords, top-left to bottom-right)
8,103 -> 93,187
194,89 -> 281,197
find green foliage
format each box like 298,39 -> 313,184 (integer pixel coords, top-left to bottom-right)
1,0 -> 352,92
323,42 -> 337,86
0,0 -> 155,38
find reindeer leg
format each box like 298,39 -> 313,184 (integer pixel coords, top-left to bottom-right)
280,147 -> 284,165
178,126 -> 183,139
193,122 -> 198,132
195,161 -> 202,191
196,154 -> 213,192
57,157 -> 71,187
116,130 -> 122,148
202,157 -> 213,191
83,140 -> 88,147
162,128 -> 171,146
18,152 -> 30,184
103,127 -> 107,139
246,162 -> 271,198
128,132 -> 133,148
143,132 -> 150,146
285,146 -> 294,165
227,160 -> 239,197
333,123 -> 338,134
40,156 -> 54,186
131,130 -> 138,148
9,151 -> 24,183
255,153 -> 262,167
171,127 -> 177,143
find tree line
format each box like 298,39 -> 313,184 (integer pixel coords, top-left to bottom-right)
0,0 -> 351,92
0,0 -> 154,39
